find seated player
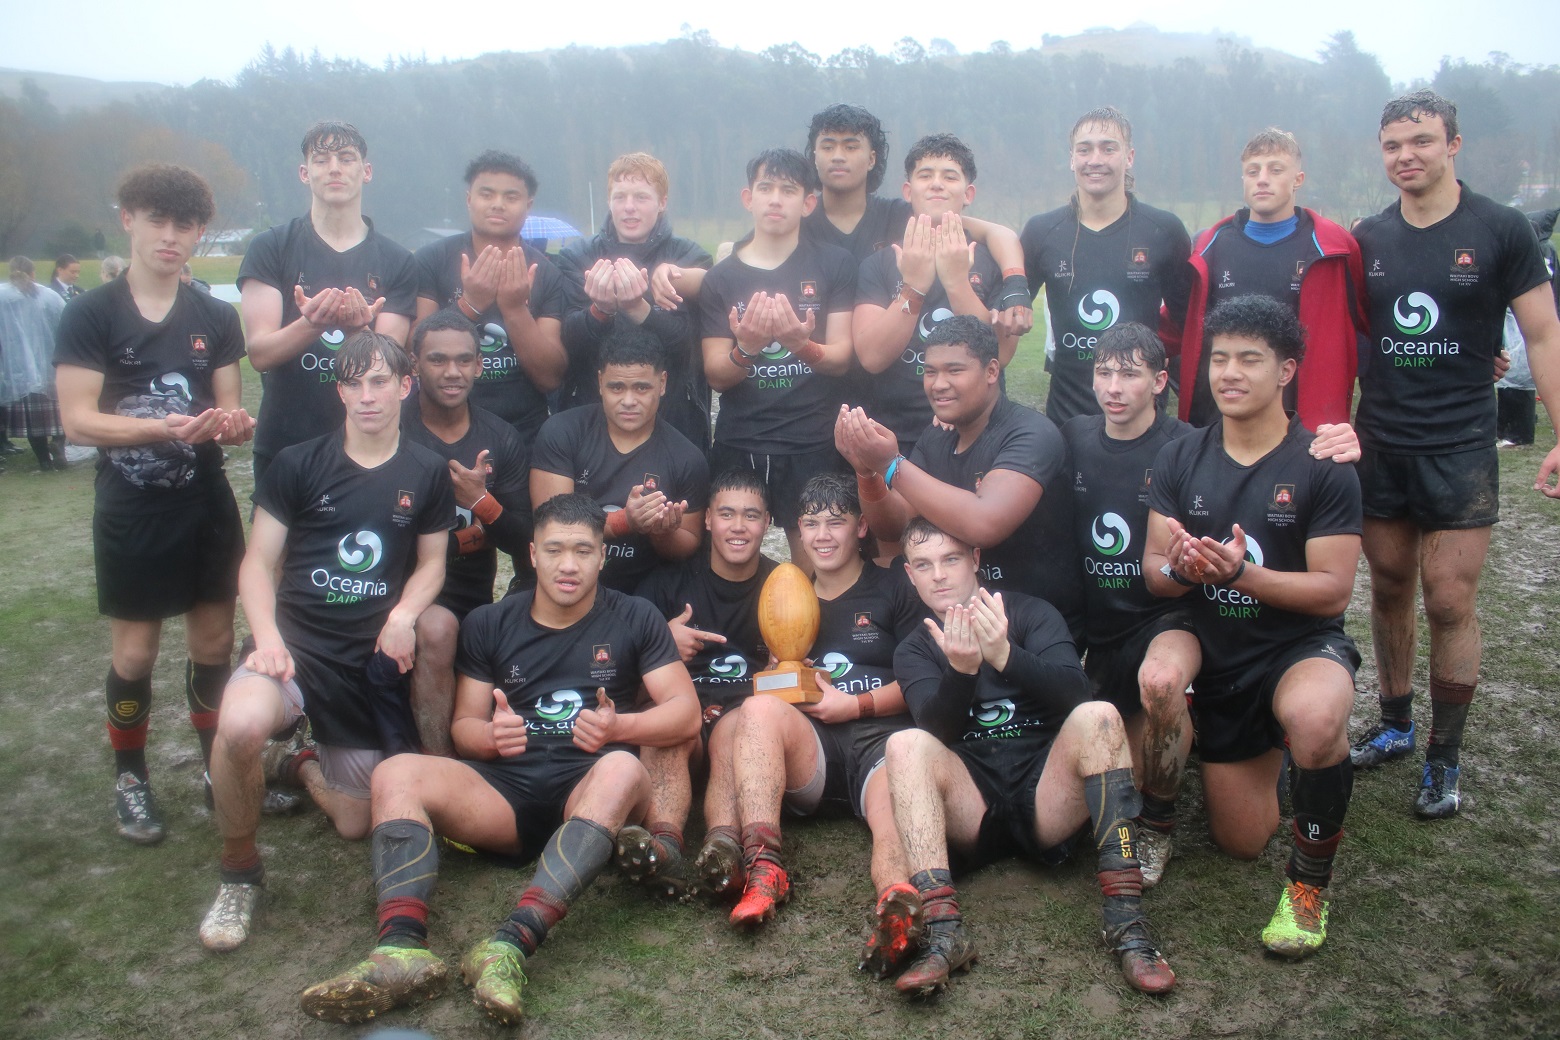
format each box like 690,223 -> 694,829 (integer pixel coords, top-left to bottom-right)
625,469 -> 779,897
697,474 -> 923,950
530,324 -> 708,592
1144,295 -> 1362,957
299,494 -> 699,1026
401,308 -> 534,756
854,133 -> 1018,454
201,332 -> 454,951
699,148 -> 857,563
887,518 -> 1174,995
837,314 -> 1082,637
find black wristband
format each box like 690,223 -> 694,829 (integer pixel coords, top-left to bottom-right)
1160,563 -> 1196,588
997,274 -> 1031,310
1217,560 -> 1247,587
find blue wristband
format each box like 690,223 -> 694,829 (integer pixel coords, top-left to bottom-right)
884,455 -> 906,489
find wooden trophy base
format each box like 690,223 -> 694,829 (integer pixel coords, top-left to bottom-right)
753,662 -> 824,704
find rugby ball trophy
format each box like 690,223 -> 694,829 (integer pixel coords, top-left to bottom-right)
753,563 -> 824,704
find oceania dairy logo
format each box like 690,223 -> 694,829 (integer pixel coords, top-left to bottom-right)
534,690 -> 584,722
1392,293 -> 1439,337
1224,533 -> 1265,566
336,531 -> 384,573
150,372 -> 192,402
819,652 -> 852,680
320,329 -> 346,349
1077,289 -> 1120,332
760,341 -> 789,360
918,306 -> 955,340
973,698 -> 1016,728
1091,512 -> 1131,557
709,655 -> 748,678
479,323 -> 507,353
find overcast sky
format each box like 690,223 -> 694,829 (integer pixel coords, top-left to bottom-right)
3,0 -> 1555,87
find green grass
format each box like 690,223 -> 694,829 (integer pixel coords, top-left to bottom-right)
2,307 -> 1559,1038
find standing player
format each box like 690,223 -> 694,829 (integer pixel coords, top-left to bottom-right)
627,469 -> 778,899
201,332 -> 454,951
557,152 -> 714,447
837,315 -> 1082,638
414,151 -> 571,444
1022,106 -> 1193,424
240,121 -> 420,488
854,133 -> 1015,453
55,164 -> 256,845
887,518 -> 1174,995
530,325 -> 708,592
401,309 -> 534,756
1350,91 -> 1560,817
699,149 -> 857,562
1144,295 -> 1363,957
299,494 -> 699,1027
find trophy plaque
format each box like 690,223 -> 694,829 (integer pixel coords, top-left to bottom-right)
753,562 -> 824,704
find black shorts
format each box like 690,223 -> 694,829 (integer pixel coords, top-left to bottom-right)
93,480 -> 244,620
467,742 -> 631,861
1358,445 -> 1498,530
952,736 -> 1077,870
1084,610 -> 1197,719
1191,629 -> 1360,764
706,443 -> 849,528
807,715 -> 909,819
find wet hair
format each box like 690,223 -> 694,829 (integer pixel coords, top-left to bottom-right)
1071,106 -> 1133,148
1380,89 -> 1458,142
410,308 -> 478,355
709,468 -> 769,512
1204,294 -> 1306,365
807,104 -> 889,193
116,164 -> 215,225
796,471 -> 860,520
337,330 -> 413,382
597,322 -> 666,372
301,120 -> 368,158
8,256 -> 34,278
607,152 -> 669,199
904,515 -> 970,553
1095,322 -> 1167,374
53,253 -> 78,270
904,133 -> 977,181
924,314 -> 1000,367
1241,128 -> 1303,163
746,148 -> 817,192
534,492 -> 606,537
464,150 -> 538,196
100,256 -> 126,281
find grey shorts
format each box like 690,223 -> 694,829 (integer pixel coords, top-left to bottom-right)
229,661 -> 383,799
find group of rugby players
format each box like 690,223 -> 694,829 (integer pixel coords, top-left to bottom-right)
53,87 -> 1560,1026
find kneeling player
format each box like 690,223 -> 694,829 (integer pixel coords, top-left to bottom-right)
300,494 -> 699,1026
1144,295 -> 1362,958
887,518 -> 1175,996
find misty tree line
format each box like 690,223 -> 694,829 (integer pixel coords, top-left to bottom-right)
2,30 -> 1558,258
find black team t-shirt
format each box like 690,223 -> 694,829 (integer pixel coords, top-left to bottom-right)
812,561 -> 927,695
802,194 -> 912,263
400,396 -> 533,619
636,554 -> 778,716
455,587 -> 680,746
895,591 -> 1086,746
238,216 -> 419,462
1146,417 -> 1361,683
856,240 -> 1005,443
530,406 -> 710,592
414,233 -> 572,442
54,277 -> 245,514
698,239 -> 857,454
1353,185 -> 1549,454
910,396 -> 1082,637
1063,411 -> 1193,648
1021,198 -> 1193,423
1189,208 -> 1322,427
255,430 -> 457,747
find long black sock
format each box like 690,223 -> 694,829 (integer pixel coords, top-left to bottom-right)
1139,792 -> 1177,832
185,659 -> 229,771
1085,768 -> 1147,941
496,817 -> 614,955
373,820 -> 441,949
1288,760 -> 1353,887
1427,677 -> 1475,767
1379,693 -> 1413,730
28,436 -> 50,470
106,668 -> 152,781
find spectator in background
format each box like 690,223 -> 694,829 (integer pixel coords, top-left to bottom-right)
50,254 -> 83,301
182,263 -> 213,295
0,256 -> 69,471
1497,208 -> 1559,447
100,255 -> 126,282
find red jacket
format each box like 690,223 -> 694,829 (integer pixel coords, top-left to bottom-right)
1171,208 -> 1366,429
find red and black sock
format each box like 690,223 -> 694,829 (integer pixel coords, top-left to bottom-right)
495,817 -> 613,955
219,849 -> 265,887
372,819 -> 440,949
1138,792 -> 1177,834
909,868 -> 960,925
740,822 -> 783,870
1288,759 -> 1353,887
647,821 -> 684,862
1379,693 -> 1414,730
185,659 -> 229,772
1427,676 -> 1475,767
106,668 -> 151,781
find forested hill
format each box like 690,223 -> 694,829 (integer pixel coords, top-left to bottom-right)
2,29 -> 1557,257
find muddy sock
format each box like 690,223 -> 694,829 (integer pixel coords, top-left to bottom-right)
909,868 -> 960,926
1379,693 -> 1414,730
1427,677 -> 1475,767
372,820 -> 440,949
648,821 -> 684,862
185,659 -> 229,772
1086,768 -> 1148,938
740,822 -> 783,869
219,849 -> 265,887
106,668 -> 151,781
704,824 -> 739,848
495,817 -> 614,955
1138,791 -> 1177,833
1288,760 -> 1352,887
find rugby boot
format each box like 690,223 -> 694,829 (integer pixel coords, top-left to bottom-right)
461,938 -> 528,1025
300,945 -> 449,1023
894,917 -> 976,995
200,881 -> 262,951
1103,915 -> 1176,994
693,831 -> 746,901
729,858 -> 790,926
1261,880 -> 1330,958
1349,720 -> 1415,768
859,883 -> 924,979
616,825 -> 692,901
114,771 -> 165,845
202,771 -> 303,817
1136,825 -> 1174,890
1414,760 -> 1461,819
